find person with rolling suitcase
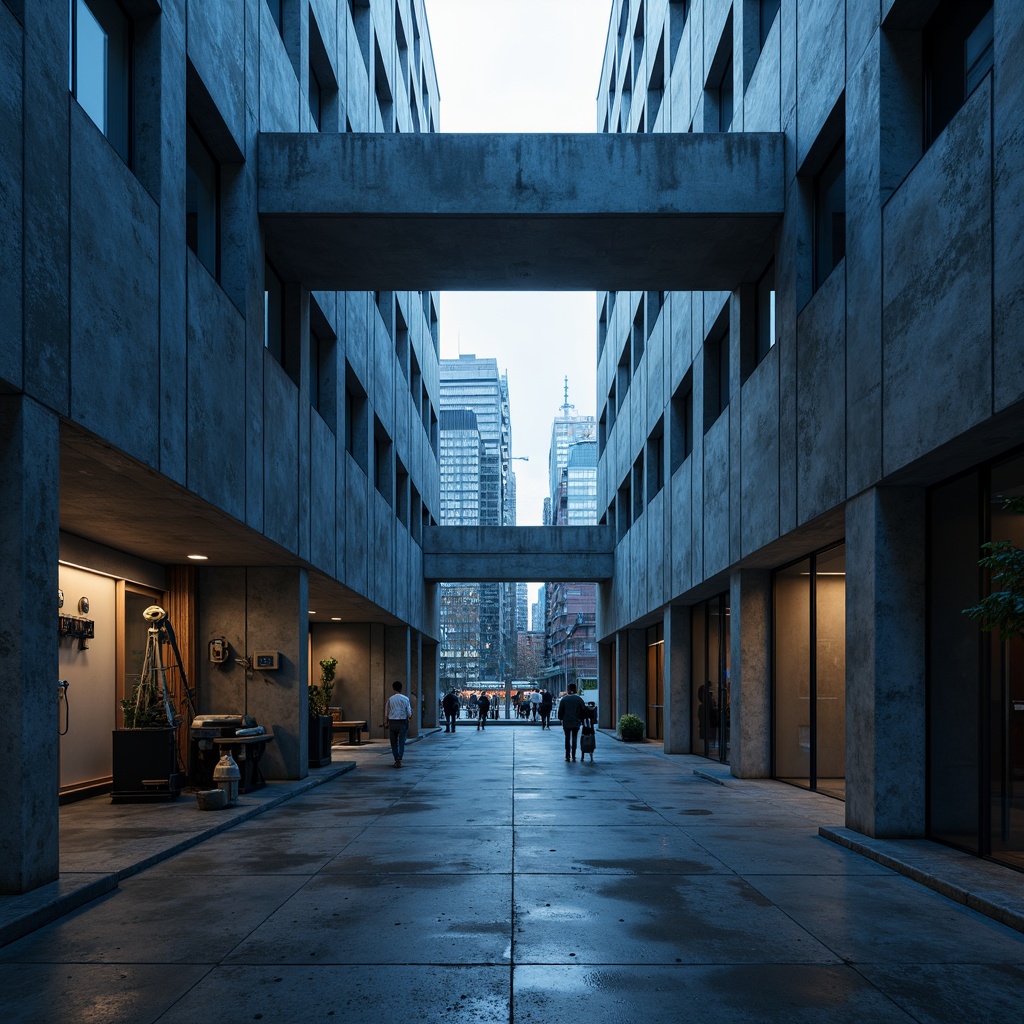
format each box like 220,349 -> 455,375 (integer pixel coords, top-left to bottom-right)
580,701 -> 597,762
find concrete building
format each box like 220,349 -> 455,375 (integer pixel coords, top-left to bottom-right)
438,355 -> 514,681
2,0 -> 441,895
594,0 -> 1024,870
5,0 -> 1024,902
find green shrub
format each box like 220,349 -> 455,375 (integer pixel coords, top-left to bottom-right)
618,713 -> 645,742
309,657 -> 337,718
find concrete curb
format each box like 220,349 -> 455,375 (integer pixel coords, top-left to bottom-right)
820,826 -> 1024,935
0,761 -> 357,949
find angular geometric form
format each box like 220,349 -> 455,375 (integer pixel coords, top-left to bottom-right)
258,132 -> 785,291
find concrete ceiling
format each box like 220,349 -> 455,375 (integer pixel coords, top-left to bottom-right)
58,425 -> 403,624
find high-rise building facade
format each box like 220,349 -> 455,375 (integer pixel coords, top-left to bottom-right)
439,355 -> 513,681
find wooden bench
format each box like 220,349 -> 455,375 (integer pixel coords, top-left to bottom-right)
333,720 -> 367,745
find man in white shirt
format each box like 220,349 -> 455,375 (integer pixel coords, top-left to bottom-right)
384,680 -> 413,767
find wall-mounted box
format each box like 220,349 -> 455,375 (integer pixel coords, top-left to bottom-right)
253,651 -> 280,670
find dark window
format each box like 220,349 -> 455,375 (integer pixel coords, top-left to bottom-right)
373,417 -> 393,504
704,317 -> 730,431
670,1 -> 691,65
924,0 -> 993,148
69,0 -> 132,163
647,420 -> 665,500
618,344 -> 632,406
265,0 -> 283,35
813,141 -> 846,291
632,454 -> 645,522
264,261 -> 284,362
617,477 -> 632,539
755,259 -> 776,365
759,0 -> 781,51
670,373 -> 694,473
719,54 -> 734,131
632,305 -> 645,371
309,62 -> 322,129
648,38 -> 665,128
598,297 -> 608,357
345,363 -> 368,472
309,300 -> 337,433
186,122 -> 219,278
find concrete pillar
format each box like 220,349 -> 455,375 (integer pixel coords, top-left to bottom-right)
663,604 -> 691,754
245,567 -> 308,780
627,628 -> 646,720
421,639 -> 438,728
846,487 -> 927,837
384,625 -> 414,735
615,632 -> 629,727
597,640 -> 615,730
0,396 -> 60,894
730,570 -> 772,778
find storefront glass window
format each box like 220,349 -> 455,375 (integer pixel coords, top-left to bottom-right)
773,544 -> 846,797
691,593 -> 730,762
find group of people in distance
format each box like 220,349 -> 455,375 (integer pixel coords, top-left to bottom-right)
438,683 -> 597,761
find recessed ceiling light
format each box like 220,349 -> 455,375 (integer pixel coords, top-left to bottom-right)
187,554 -> 208,561
331,617 -> 342,621
309,610 -> 316,615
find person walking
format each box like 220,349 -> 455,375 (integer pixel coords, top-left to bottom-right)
529,688 -> 543,722
557,682 -> 588,762
442,690 -> 459,733
476,691 -> 491,730
539,689 -> 553,729
384,680 -> 413,767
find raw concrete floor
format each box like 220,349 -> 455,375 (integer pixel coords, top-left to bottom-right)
3,727 -> 1024,1022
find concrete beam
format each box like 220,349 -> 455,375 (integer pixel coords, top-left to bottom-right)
422,526 -> 615,582
258,132 -> 785,291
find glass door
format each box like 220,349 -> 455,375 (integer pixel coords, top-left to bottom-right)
691,593 -> 730,762
646,623 -> 664,740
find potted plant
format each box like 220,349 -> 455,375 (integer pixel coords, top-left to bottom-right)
964,497 -> 1024,639
618,713 -> 645,742
308,657 -> 337,768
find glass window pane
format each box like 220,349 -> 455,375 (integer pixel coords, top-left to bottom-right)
75,0 -> 108,134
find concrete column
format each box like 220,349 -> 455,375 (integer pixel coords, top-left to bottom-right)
846,487 -> 927,837
615,632 -> 629,727
627,628 -> 646,720
384,625 -> 414,735
730,570 -> 772,778
245,567 -> 308,780
0,396 -> 60,894
663,604 -> 691,754
421,639 -> 438,728
597,640 -> 615,730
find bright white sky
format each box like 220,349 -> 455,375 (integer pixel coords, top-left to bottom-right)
422,1 -> 612,533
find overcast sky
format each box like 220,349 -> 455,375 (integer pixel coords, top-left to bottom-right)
422,1 -> 612,530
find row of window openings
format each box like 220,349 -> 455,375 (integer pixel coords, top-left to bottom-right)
598,264 -> 775,460
605,0 -> 990,147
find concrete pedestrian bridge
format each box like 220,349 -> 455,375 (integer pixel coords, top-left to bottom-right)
258,131 -> 785,291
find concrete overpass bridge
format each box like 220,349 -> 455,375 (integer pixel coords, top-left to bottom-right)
258,130 -> 784,582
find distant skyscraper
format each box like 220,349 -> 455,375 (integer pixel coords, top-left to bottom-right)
545,387 -> 599,692
439,355 -> 513,681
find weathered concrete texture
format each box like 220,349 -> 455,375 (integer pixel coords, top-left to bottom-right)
795,0 -> 845,168
845,487 -> 926,838
662,603 -> 691,754
739,348 -> 780,556
701,412 -> 731,579
0,3 -> 23,387
185,256 -> 248,522
796,265 -> 846,525
993,5 -> 1024,411
422,525 -> 615,582
69,108 -> 161,467
258,131 -> 786,290
882,81 -> 993,476
186,0 -> 246,159
0,397 -> 60,893
730,570 -> 771,778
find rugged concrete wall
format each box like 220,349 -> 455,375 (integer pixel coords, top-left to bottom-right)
729,570 -> 771,778
662,604 -> 691,754
845,487 -> 927,838
0,397 -> 60,893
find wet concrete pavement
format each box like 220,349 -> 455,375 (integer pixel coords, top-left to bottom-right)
2,726 -> 1024,1022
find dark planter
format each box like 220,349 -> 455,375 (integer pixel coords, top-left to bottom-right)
308,714 -> 333,768
111,728 -> 183,803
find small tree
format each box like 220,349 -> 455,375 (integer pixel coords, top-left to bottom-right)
963,498 -> 1024,641
309,657 -> 337,718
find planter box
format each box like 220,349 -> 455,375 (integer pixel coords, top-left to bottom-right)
308,714 -> 333,768
111,728 -> 183,803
